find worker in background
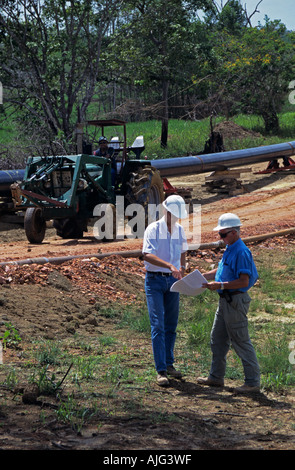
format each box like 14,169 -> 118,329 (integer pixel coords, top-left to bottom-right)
198,212 -> 260,394
94,136 -> 116,186
142,195 -> 188,387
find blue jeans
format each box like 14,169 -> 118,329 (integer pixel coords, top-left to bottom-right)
145,272 -> 180,372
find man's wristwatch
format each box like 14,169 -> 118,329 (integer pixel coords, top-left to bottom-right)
220,281 -> 225,290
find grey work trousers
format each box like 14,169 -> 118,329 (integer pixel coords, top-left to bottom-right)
209,292 -> 260,387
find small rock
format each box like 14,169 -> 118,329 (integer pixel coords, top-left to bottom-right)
86,316 -> 98,327
22,384 -> 39,405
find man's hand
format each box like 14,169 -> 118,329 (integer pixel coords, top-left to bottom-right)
202,281 -> 220,290
143,253 -> 184,279
171,265 -> 183,279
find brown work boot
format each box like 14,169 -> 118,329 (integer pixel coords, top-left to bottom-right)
197,377 -> 224,387
167,365 -> 182,379
234,384 -> 260,394
156,371 -> 169,387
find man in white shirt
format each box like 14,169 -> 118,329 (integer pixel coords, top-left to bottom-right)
142,195 -> 188,386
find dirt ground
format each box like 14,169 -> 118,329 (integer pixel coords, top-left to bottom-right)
0,151 -> 295,452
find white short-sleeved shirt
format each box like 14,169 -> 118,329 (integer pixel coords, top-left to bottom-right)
142,216 -> 188,272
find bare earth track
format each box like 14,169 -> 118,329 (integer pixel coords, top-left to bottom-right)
0,160 -> 294,453
1,162 -> 295,261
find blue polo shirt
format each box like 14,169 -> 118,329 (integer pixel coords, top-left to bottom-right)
215,238 -> 258,292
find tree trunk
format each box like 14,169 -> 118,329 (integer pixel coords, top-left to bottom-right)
161,79 -> 169,148
262,110 -> 280,134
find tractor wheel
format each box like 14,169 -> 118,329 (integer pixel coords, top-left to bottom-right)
53,218 -> 87,239
125,166 -> 164,228
24,207 -> 46,244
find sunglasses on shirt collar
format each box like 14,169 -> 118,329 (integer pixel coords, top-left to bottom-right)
218,230 -> 233,238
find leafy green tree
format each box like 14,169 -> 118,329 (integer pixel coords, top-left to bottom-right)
212,20 -> 295,133
205,0 -> 247,35
0,0 -> 122,150
106,0 -> 213,147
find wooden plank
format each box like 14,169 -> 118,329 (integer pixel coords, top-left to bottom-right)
206,168 -> 252,180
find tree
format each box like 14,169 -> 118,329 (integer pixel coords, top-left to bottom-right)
0,0 -> 122,151
212,20 -> 294,133
108,0 -> 213,147
205,0 -> 248,35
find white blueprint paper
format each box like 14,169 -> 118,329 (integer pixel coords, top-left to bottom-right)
170,269 -> 207,296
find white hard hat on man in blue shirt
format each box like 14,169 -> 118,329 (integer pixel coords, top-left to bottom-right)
162,195 -> 188,219
213,213 -> 242,231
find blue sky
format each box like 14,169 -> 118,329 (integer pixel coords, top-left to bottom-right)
198,1 -> 295,30
243,0 -> 295,30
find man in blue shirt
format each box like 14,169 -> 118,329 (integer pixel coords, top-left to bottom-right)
143,195 -> 188,386
198,213 -> 260,394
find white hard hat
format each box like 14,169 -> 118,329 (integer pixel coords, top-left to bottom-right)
213,213 -> 242,231
162,195 -> 188,219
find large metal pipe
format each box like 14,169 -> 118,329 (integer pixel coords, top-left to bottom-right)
151,141 -> 295,177
1,140 -> 295,195
0,169 -> 25,196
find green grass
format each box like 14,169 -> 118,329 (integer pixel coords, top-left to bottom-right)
124,112 -> 295,159
1,109 -> 295,163
118,303 -> 151,333
180,290 -> 216,350
0,109 -> 17,145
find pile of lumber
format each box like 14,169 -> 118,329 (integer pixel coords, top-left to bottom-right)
203,168 -> 252,196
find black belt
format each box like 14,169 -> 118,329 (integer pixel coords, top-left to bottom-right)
218,290 -> 244,303
219,290 -> 243,297
147,271 -> 172,277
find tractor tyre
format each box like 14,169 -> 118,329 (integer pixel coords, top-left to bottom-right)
24,207 -> 46,244
125,166 -> 164,228
53,218 -> 86,239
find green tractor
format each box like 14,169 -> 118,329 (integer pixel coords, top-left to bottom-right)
11,119 -> 164,243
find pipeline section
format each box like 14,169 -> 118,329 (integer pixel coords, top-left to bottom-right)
1,226 -> 295,267
0,169 -> 25,196
151,141 -> 295,177
1,141 -> 295,195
